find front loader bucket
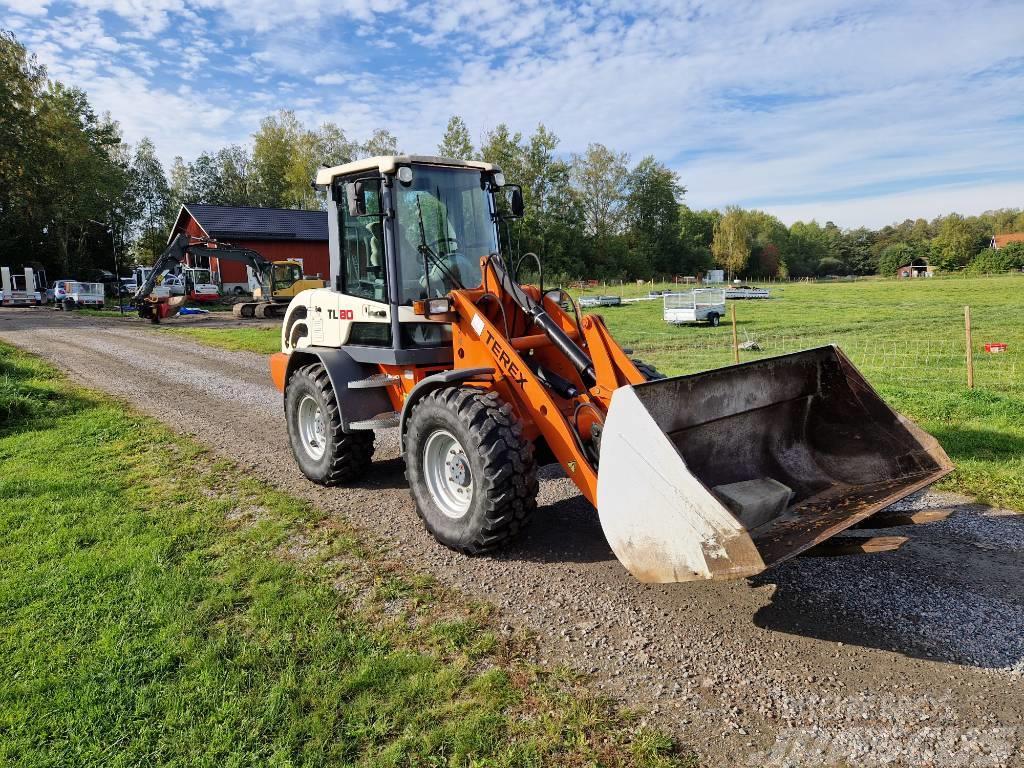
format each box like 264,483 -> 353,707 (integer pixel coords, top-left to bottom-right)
596,346 -> 953,582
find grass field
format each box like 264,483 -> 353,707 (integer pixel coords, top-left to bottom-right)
153,274 -> 1024,511
0,344 -> 691,767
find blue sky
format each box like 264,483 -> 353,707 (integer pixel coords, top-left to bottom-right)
5,0 -> 1023,227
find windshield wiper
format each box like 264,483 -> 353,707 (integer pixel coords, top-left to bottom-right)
415,197 -> 463,295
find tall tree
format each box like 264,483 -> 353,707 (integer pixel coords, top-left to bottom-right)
252,110 -> 301,207
839,226 -> 877,275
930,213 -> 986,271
569,143 -> 629,274
711,207 -> 753,278
128,137 -> 170,260
745,210 -> 789,277
678,205 -> 719,275
786,220 -> 829,277
624,156 -> 684,277
878,242 -> 917,276
362,128 -> 398,157
215,144 -> 254,206
437,115 -> 474,159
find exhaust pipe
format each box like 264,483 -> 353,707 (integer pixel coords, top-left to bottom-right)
596,346 -> 953,582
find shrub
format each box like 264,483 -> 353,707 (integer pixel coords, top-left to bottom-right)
967,242 -> 1024,273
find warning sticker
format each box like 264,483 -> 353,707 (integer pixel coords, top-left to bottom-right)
470,313 -> 485,337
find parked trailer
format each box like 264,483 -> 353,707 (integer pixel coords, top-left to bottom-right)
579,295 -> 622,308
663,289 -> 726,326
58,281 -> 105,309
725,285 -> 771,300
1,266 -> 44,306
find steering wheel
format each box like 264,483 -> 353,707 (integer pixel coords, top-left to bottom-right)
427,235 -> 459,253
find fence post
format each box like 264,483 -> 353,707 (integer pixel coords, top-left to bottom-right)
964,305 -> 974,389
731,304 -> 740,364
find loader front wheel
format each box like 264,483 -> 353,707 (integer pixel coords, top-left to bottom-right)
405,387 -> 537,554
286,363 -> 374,485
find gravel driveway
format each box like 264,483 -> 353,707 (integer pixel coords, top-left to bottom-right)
3,308 -> 1021,767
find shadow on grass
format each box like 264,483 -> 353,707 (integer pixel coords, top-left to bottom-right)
0,349 -> 97,434
929,424 -> 1024,462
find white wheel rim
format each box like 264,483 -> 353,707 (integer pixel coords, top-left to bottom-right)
297,394 -> 327,460
423,429 -> 473,518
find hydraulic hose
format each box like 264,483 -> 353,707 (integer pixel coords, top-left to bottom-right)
490,255 -> 596,388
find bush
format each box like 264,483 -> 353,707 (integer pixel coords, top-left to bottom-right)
877,242 -> 917,276
967,242 -> 1024,273
816,256 -> 847,276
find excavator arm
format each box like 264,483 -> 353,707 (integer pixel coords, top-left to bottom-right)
134,234 -> 270,321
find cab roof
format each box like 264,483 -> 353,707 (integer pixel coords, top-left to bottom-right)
314,155 -> 499,187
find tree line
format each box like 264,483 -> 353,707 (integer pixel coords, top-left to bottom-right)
3,29 -> 1022,283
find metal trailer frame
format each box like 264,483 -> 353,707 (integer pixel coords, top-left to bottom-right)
663,288 -> 726,325
725,286 -> 770,300
64,281 -> 106,307
1,267 -> 41,306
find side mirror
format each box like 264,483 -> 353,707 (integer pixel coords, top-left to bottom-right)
506,185 -> 525,218
346,179 -> 382,217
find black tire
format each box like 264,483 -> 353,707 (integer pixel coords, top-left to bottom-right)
405,387 -> 537,554
708,313 -> 720,327
631,358 -> 666,381
286,362 -> 374,485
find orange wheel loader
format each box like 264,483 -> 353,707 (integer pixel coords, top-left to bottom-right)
269,155 -> 952,583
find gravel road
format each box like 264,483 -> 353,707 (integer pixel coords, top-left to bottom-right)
3,308 -> 1022,767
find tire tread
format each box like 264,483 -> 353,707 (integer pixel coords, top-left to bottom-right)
406,387 -> 538,554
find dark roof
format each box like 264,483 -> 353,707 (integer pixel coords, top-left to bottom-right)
180,204 -> 327,242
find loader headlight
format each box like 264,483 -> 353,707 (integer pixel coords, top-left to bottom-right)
492,171 -> 505,187
397,166 -> 413,185
412,297 -> 452,317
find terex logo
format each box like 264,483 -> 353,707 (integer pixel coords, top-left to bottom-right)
484,329 -> 527,389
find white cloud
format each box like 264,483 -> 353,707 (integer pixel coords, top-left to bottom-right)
4,0 -> 49,15
5,0 -> 1023,228
763,180 -> 1024,229
313,73 -> 351,85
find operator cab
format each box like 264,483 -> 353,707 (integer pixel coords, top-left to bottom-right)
327,156 -> 503,301
313,155 -> 522,361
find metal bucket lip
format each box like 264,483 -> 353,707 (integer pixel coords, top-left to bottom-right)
631,343 -> 840,390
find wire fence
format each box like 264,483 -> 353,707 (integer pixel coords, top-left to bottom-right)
622,332 -> 1019,392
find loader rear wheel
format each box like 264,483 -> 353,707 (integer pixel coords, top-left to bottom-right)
631,358 -> 666,381
405,387 -> 538,555
286,362 -> 374,485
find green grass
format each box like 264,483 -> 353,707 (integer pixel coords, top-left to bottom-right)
161,325 -> 282,354
0,344 -> 694,768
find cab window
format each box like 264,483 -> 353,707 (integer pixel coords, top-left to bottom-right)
338,178 -> 386,302
272,263 -> 301,289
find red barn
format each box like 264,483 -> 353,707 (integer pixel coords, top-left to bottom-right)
168,204 -> 329,294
